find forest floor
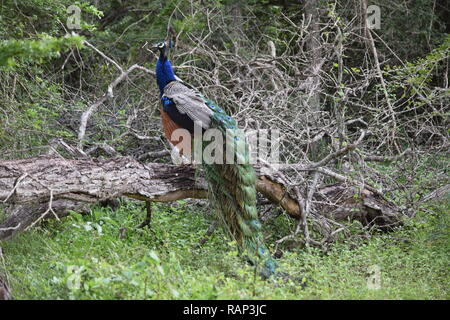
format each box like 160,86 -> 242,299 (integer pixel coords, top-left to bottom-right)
1,196 -> 448,300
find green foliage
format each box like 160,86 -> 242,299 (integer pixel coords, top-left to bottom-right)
0,34 -> 84,67
1,199 -> 448,299
384,34 -> 450,89
75,1 -> 104,19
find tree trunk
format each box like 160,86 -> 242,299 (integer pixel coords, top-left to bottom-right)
303,0 -> 325,158
0,156 -> 405,240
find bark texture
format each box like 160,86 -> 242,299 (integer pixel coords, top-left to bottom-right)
0,156 -> 403,240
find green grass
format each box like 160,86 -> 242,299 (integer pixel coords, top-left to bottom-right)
0,199 -> 449,300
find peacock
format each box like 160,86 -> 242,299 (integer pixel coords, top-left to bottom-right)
152,40 -> 277,279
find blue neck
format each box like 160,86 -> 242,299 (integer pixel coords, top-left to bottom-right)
156,56 -> 176,96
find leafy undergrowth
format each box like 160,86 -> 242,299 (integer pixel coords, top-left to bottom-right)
1,199 -> 449,300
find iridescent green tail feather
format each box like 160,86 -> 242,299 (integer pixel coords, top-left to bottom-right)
201,105 -> 277,278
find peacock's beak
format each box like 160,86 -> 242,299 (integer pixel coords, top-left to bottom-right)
153,41 -> 167,50
148,40 -> 172,58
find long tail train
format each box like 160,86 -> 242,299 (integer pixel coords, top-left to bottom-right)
201,108 -> 277,278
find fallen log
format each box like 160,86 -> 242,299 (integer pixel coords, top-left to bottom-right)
0,156 -> 404,240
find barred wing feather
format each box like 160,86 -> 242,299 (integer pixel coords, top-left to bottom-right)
163,81 -> 213,130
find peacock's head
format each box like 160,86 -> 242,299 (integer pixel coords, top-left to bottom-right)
152,40 -> 174,60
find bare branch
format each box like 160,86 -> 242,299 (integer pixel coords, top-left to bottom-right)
77,40 -> 155,149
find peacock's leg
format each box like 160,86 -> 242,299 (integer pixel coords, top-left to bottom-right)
137,201 -> 153,228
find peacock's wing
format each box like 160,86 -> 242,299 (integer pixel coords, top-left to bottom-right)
163,81 -> 213,130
